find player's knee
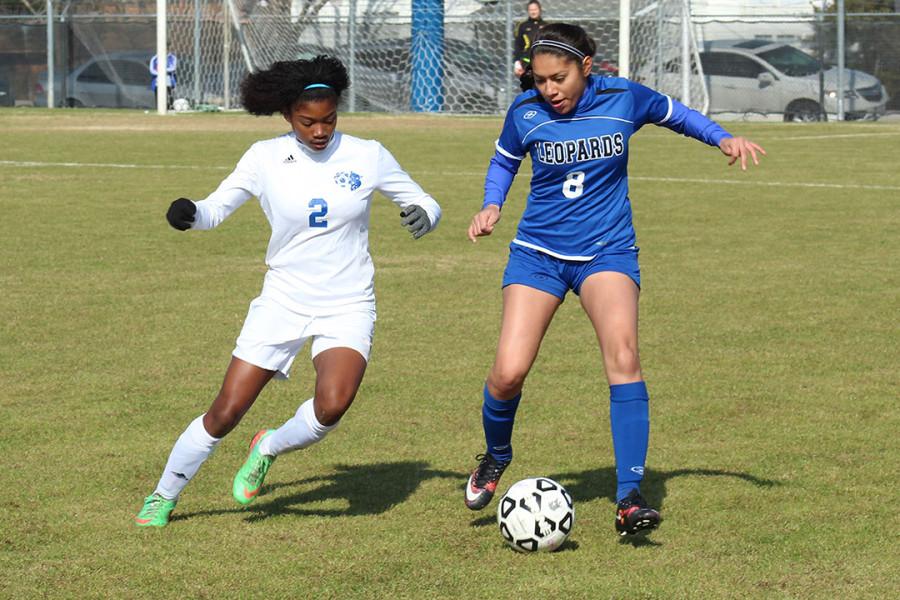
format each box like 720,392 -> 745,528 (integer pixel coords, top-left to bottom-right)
488,365 -> 527,399
204,401 -> 246,438
314,389 -> 354,426
606,345 -> 641,380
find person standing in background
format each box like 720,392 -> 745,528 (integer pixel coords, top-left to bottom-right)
149,52 -> 177,109
513,1 -> 545,78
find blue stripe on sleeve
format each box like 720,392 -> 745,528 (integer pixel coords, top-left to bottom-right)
483,150 -> 520,209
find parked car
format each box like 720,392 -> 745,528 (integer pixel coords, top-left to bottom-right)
0,76 -> 13,107
694,40 -> 888,121
35,51 -> 156,109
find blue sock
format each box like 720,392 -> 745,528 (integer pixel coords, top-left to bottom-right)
610,381 -> 650,502
482,385 -> 520,463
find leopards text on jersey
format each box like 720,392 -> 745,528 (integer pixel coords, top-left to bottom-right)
192,131 -> 441,314
483,75 -> 731,260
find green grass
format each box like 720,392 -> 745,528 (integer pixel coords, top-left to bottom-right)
1,108 -> 898,599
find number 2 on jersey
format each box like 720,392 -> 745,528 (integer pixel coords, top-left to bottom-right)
563,171 -> 585,199
308,198 -> 328,228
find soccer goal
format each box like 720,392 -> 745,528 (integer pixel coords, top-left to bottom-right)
159,0 -> 708,115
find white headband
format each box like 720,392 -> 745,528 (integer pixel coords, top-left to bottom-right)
531,39 -> 586,60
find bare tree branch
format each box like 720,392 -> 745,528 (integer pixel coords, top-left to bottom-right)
21,0 -> 41,16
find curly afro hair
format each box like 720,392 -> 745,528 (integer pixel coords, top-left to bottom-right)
240,55 -> 350,116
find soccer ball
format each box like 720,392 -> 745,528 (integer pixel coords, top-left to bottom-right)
172,98 -> 191,112
497,477 -> 574,553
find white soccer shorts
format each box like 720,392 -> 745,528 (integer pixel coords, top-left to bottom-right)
232,296 -> 375,379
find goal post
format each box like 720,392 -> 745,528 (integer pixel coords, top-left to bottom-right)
156,0 -> 167,114
619,0 -> 630,80
625,0 -> 708,113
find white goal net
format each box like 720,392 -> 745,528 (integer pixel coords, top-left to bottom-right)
164,0 -> 707,115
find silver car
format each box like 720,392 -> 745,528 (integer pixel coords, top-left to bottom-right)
35,51 -> 156,109
697,40 -> 888,121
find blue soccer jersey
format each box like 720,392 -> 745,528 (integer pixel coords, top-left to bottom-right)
484,75 -> 732,260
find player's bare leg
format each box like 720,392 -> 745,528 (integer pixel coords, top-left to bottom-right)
137,358 -> 275,526
579,272 -> 642,385
487,284 -> 562,399
311,347 -> 368,426
205,357 -> 277,437
466,284 -> 562,510
233,347 -> 367,505
580,272 -> 659,535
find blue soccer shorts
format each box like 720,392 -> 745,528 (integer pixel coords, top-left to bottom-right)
501,243 -> 641,299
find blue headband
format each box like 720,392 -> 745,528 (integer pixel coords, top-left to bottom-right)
304,83 -> 332,91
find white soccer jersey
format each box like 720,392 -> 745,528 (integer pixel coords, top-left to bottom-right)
192,131 -> 441,315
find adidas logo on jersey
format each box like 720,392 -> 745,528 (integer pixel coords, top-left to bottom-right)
283,154 -> 296,164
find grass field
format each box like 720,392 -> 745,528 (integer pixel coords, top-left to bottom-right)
1,108 -> 898,599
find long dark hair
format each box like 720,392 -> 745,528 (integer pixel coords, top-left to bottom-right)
531,23 -> 596,64
240,55 -> 350,115
521,23 -> 597,91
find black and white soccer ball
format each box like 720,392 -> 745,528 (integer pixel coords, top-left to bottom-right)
497,477 -> 574,552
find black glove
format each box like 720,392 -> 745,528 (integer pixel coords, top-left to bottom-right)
400,205 -> 432,239
166,198 -> 197,231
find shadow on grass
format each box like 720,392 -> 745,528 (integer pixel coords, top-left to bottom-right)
568,466 -> 780,548
497,538 -> 581,554
171,460 -> 461,524
554,466 -> 780,511
470,466 -> 778,528
469,466 -> 779,547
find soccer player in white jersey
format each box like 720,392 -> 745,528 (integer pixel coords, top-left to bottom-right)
135,56 -> 441,527
463,24 -> 765,536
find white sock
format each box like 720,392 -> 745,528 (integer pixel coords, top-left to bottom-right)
154,415 -> 221,500
258,398 -> 336,457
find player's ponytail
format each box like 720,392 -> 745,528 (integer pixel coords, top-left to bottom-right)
530,23 -> 596,65
241,55 -> 350,116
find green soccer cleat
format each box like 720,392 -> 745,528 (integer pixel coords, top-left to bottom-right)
135,493 -> 177,527
233,429 -> 276,506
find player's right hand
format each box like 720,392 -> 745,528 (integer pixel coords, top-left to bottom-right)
719,136 -> 766,171
467,205 -> 501,243
166,198 -> 196,231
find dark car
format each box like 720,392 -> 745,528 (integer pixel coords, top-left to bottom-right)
0,76 -> 13,107
35,51 -> 156,108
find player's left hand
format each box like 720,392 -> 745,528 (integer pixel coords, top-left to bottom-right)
400,205 -> 432,239
719,136 -> 766,171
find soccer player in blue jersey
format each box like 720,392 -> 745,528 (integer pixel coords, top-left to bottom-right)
463,23 -> 765,536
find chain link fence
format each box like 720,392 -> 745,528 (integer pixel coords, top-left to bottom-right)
1,1 -> 897,120
693,10 -> 899,120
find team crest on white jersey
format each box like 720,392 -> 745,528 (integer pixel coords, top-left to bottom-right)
523,110 -> 537,120
334,170 -> 362,191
